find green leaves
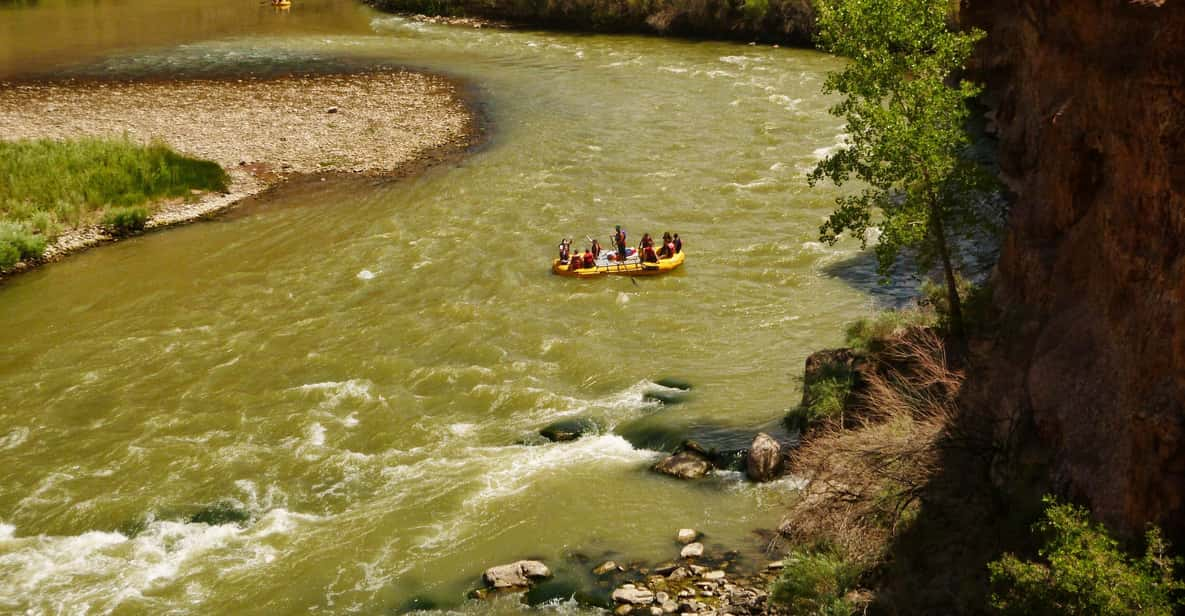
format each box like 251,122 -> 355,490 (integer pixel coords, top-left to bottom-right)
988,496 -> 1185,615
809,0 -> 986,279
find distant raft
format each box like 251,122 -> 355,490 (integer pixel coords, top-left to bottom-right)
552,250 -> 685,277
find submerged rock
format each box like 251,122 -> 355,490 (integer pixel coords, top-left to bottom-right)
539,418 -> 596,442
594,560 -> 621,575
744,433 -> 784,482
654,377 -> 692,391
653,450 -> 713,480
680,542 -> 704,558
483,560 -> 552,589
187,501 -> 250,526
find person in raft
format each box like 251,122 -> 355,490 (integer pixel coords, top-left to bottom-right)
590,239 -> 602,259
673,233 -> 682,253
613,225 -> 628,262
558,238 -> 572,263
582,249 -> 596,269
659,232 -> 674,258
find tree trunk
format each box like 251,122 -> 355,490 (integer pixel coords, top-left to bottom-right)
930,202 -> 965,340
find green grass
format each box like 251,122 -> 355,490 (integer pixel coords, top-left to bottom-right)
0,137 -> 228,266
844,308 -> 938,352
771,546 -> 865,615
786,361 -> 853,432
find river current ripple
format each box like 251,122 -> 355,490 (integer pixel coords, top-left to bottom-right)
0,6 -> 913,614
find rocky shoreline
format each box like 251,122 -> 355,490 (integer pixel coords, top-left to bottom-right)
0,69 -> 482,280
475,528 -> 785,615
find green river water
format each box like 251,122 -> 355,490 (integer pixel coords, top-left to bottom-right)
0,1 -> 914,613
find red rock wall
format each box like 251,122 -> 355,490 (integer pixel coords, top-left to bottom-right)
965,0 -> 1185,537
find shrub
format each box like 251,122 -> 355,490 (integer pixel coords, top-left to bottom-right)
787,362 -> 853,432
101,206 -> 149,235
0,241 -> 19,270
989,496 -> 1185,615
844,308 -> 938,352
0,220 -> 48,267
771,546 -> 862,615
922,277 -> 993,335
780,330 -> 961,563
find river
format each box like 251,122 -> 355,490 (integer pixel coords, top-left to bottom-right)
0,1 -> 911,613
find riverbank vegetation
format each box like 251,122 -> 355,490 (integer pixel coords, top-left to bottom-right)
0,137 -> 227,267
989,497 -> 1184,615
776,310 -> 1185,613
808,0 -> 996,339
365,0 -> 816,45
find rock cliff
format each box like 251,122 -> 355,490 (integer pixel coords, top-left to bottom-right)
965,0 -> 1185,538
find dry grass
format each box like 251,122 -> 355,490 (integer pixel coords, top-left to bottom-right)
778,329 -> 963,567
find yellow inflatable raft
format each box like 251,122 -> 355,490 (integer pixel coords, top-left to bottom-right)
552,250 -> 685,278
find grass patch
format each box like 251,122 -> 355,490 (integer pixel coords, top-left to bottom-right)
844,308 -> 938,353
0,137 -> 228,265
101,206 -> 149,236
0,221 -> 47,269
989,496 -> 1185,615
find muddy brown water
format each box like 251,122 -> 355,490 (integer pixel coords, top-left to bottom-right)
0,2 -> 914,613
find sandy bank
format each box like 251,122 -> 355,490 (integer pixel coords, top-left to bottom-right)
0,70 -> 479,275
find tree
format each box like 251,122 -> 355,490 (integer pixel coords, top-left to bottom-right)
808,0 -> 988,339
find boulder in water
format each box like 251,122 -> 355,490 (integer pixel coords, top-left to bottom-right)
745,433 -> 785,482
680,542 -> 704,558
540,418 -> 594,442
653,449 -> 713,480
483,560 -> 552,589
612,586 -> 656,605
654,377 -> 692,391
676,528 -> 699,544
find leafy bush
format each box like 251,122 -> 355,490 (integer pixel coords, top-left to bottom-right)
0,241 -> 19,270
844,308 -> 937,352
0,220 -> 48,268
101,206 -> 149,235
787,363 -> 852,432
922,276 -> 993,335
989,496 -> 1185,615
771,546 -> 862,615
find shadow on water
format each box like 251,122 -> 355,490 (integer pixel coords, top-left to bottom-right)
819,250 -> 920,311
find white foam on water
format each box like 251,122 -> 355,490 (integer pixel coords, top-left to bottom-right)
307,423 -> 327,447
0,522 -> 15,540
411,435 -> 660,553
0,427 -> 29,451
811,132 -> 851,161
719,55 -> 753,66
725,178 -> 777,191
658,66 -> 689,74
449,423 -> 476,436
356,269 -> 376,280
295,379 -> 375,410
468,434 -> 658,505
616,292 -> 630,306
0,508 -> 316,613
341,413 -> 360,428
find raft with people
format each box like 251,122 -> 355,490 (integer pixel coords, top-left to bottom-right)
552,227 -> 685,278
